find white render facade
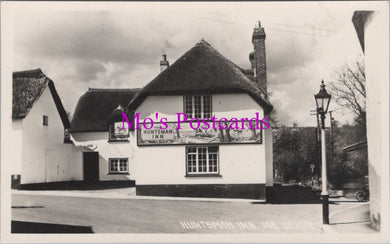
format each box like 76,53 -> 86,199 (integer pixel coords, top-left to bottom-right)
71,131 -> 135,182
69,93 -> 273,199
19,88 -> 83,184
353,10 -> 390,231
133,94 -> 273,188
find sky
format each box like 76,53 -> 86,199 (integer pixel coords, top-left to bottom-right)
10,1 -> 386,126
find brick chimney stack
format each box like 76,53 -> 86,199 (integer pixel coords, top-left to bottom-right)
251,21 -> 267,96
249,52 -> 255,71
160,54 -> 169,72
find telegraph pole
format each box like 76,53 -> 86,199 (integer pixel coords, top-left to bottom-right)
329,111 -> 335,163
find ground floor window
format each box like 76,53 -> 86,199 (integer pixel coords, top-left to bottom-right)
186,146 -> 219,175
109,158 -> 129,174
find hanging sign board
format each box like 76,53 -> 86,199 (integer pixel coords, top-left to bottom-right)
114,122 -> 129,137
137,122 -> 262,146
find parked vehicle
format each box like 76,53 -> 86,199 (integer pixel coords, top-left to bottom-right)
355,184 -> 369,202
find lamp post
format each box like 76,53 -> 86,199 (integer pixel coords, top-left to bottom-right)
314,80 -> 331,225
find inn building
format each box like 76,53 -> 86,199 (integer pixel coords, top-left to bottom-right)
70,22 -> 274,199
11,23 -> 274,200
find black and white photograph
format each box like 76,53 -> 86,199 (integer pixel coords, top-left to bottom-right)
1,1 -> 389,243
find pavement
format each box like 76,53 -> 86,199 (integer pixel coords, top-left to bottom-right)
323,202 -> 378,233
12,188 -> 266,203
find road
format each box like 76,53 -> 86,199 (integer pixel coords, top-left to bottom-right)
12,193 -> 359,233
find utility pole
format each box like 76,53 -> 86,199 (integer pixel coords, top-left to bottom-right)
329,111 -> 334,163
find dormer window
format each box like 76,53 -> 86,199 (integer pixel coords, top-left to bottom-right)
109,122 -> 129,141
43,115 -> 48,126
184,95 -> 212,119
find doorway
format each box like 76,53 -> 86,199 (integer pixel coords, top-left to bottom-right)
83,152 -> 99,184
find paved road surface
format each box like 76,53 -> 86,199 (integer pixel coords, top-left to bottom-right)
329,203 -> 377,233
12,193 -> 359,233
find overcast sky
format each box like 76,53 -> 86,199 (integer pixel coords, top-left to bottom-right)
10,1 -> 385,126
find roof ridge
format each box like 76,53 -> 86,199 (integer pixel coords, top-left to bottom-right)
195,39 -> 212,47
13,68 -> 44,78
13,69 -> 71,129
88,88 -> 141,92
192,40 -> 255,81
70,87 -> 139,132
195,41 -> 268,100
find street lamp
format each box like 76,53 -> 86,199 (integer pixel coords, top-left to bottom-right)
314,79 -> 331,225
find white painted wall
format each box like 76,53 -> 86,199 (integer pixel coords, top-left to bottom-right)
71,132 -> 135,181
365,10 -> 389,231
21,87 -> 83,184
264,126 -> 273,187
134,93 -> 271,186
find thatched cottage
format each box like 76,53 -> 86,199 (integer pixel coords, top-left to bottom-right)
11,69 -> 82,187
70,23 -> 274,199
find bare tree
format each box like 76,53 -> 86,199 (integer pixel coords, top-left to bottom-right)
330,58 -> 366,129
268,108 -> 279,127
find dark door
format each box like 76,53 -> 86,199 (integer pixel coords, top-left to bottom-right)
83,152 -> 99,184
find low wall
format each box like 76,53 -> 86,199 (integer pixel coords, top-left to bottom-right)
136,183 -> 266,200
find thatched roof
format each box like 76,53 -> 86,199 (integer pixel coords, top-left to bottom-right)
12,68 -> 71,128
352,11 -> 375,53
106,104 -> 127,127
70,88 -> 140,132
127,40 -> 273,113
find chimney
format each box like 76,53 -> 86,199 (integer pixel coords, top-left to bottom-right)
251,21 -> 267,96
160,54 -> 169,72
249,52 -> 255,71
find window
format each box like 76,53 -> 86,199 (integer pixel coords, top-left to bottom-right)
109,122 -> 129,141
186,146 -> 219,175
43,115 -> 48,126
183,95 -> 212,119
109,158 -> 129,174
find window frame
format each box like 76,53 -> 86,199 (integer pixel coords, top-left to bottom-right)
108,158 -> 129,174
43,115 -> 48,126
108,124 -> 129,142
185,146 -> 220,177
183,95 -> 212,120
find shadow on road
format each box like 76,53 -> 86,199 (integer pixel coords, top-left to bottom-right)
262,184 -> 321,204
11,220 -> 94,233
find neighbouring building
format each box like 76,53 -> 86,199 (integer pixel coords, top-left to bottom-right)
11,69 -> 83,187
70,23 -> 274,200
352,10 -> 389,231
